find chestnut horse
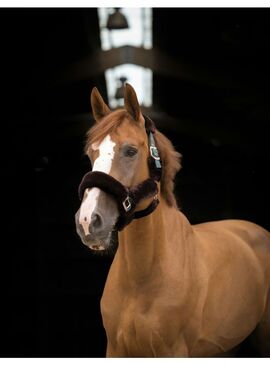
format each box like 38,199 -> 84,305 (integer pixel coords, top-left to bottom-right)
75,84 -> 270,357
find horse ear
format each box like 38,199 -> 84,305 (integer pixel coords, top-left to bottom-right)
90,87 -> 111,122
124,83 -> 143,123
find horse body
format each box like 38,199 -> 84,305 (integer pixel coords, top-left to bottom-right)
76,84 -> 270,357
101,198 -> 270,356
192,219 -> 270,356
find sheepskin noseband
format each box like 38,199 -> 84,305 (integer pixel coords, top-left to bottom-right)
78,115 -> 162,231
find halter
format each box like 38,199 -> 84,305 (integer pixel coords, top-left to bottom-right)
78,115 -> 162,231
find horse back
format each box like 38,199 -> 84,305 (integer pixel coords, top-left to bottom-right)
194,219 -> 270,282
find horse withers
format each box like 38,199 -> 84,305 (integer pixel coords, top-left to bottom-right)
75,84 -> 270,357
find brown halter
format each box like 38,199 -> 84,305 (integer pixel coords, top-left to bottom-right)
78,115 -> 162,231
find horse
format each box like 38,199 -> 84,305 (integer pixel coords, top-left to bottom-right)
75,83 -> 270,357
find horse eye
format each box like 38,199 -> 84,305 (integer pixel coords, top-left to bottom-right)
124,146 -> 138,158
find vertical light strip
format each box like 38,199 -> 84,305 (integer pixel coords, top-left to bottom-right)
97,8 -> 153,108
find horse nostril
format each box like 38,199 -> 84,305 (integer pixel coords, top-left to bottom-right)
91,212 -> 103,230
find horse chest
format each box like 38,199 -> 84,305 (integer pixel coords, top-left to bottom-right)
102,294 -> 180,356
117,307 -> 157,355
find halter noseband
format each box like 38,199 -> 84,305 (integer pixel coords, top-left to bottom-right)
78,115 -> 162,231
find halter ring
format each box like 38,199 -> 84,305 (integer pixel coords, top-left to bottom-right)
122,196 -> 132,212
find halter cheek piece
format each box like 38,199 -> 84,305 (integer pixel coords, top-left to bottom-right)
78,115 -> 162,231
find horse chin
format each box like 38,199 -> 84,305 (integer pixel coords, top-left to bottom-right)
82,231 -> 112,252
89,242 -> 107,251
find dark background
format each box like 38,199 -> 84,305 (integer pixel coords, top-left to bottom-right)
2,7 -> 270,357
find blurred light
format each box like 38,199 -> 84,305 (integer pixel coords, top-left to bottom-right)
105,64 -> 152,108
98,8 -> 153,108
106,8 -> 129,30
98,8 -> 152,50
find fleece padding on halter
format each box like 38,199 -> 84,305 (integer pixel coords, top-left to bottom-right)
78,171 -> 159,230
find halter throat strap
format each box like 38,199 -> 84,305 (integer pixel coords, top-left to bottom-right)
78,115 -> 162,231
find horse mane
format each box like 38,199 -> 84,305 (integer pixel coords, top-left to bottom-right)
154,129 -> 182,207
85,109 -> 182,208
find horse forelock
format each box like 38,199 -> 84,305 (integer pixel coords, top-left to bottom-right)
85,109 -> 128,154
85,109 -> 182,208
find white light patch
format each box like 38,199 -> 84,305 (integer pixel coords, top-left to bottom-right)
97,8 -> 153,108
79,135 -> 116,235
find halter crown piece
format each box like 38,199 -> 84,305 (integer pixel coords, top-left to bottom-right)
78,115 -> 162,231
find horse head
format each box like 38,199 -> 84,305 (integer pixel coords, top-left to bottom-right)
75,84 -> 156,251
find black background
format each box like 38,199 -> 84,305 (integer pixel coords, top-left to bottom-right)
1,8 -> 270,357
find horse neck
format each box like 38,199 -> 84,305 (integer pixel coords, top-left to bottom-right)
117,196 -> 194,284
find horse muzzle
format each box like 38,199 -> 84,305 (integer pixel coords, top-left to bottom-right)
75,210 -> 112,251
75,190 -> 118,251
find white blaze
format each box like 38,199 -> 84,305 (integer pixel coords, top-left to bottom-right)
79,135 -> 116,235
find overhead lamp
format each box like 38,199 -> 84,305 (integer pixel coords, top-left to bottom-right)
115,76 -> 127,100
106,8 -> 129,30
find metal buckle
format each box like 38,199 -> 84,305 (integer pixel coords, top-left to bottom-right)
122,196 -> 132,212
150,146 -> 160,160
